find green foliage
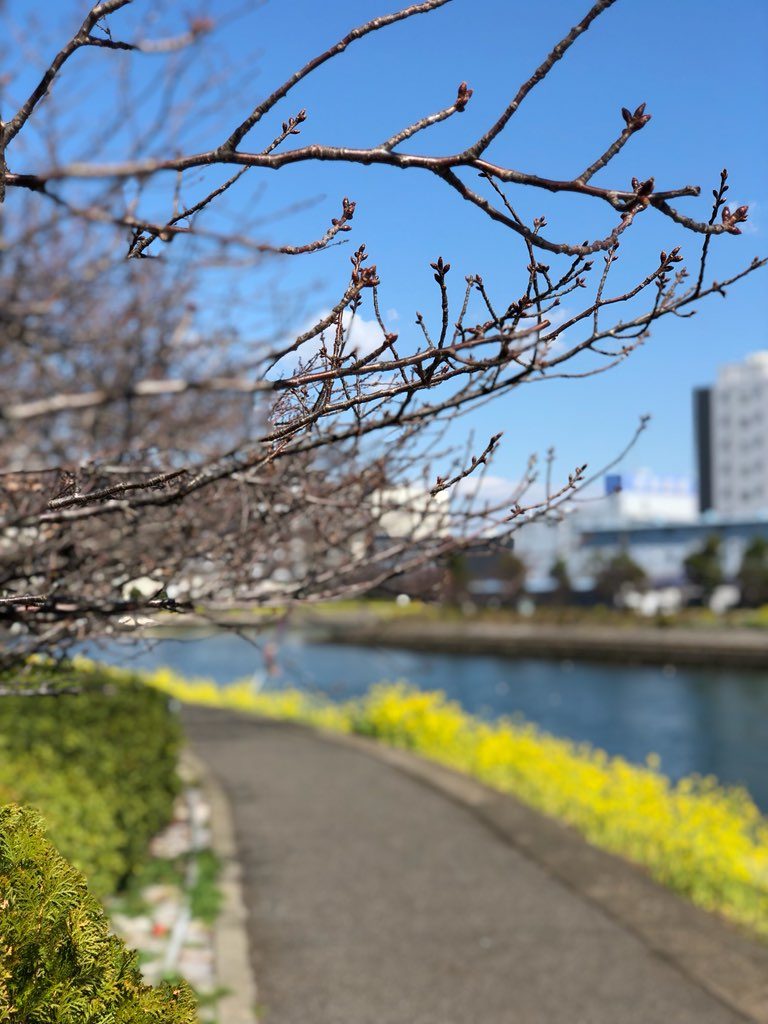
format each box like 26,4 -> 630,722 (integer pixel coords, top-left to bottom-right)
444,552 -> 470,605
110,850 -> 221,927
0,660 -> 182,899
0,804 -> 197,1024
737,537 -> 768,607
684,534 -> 723,598
549,557 -> 571,602
593,550 -> 646,604
741,603 -> 768,629
189,851 -> 222,925
0,760 -> 125,901
497,550 -> 527,601
107,857 -> 186,921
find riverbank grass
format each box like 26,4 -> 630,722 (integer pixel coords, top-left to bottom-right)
74,658 -> 768,940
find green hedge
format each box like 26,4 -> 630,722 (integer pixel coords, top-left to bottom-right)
0,803 -> 197,1023
0,660 -> 182,899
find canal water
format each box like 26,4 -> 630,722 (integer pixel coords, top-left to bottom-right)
98,630 -> 768,810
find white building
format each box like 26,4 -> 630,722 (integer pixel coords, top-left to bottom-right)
597,471 -> 696,525
512,471 -> 696,590
506,510 -> 581,591
373,485 -> 451,541
695,351 -> 768,517
575,517 -> 768,590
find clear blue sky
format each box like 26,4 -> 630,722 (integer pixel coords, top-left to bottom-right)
8,0 -> 767,491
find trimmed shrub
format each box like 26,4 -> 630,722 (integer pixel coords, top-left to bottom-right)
0,760 -> 125,900
0,660 -> 182,898
738,537 -> 768,607
0,803 -> 197,1024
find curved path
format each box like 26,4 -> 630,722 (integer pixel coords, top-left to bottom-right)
182,706 -> 768,1024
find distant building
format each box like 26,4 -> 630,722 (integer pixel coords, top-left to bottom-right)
695,351 -> 768,517
600,471 -> 696,525
372,485 -> 451,541
512,471 -> 696,591
507,512 -> 582,592
574,516 -> 768,589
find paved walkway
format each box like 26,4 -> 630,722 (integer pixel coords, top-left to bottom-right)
182,706 -> 762,1024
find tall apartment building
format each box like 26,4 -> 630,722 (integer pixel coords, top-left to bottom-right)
694,351 -> 768,516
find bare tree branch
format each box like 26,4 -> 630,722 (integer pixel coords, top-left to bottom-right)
0,0 -> 763,675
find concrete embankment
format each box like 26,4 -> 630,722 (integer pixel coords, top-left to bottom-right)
312,616 -> 768,669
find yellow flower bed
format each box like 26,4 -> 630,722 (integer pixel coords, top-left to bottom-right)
84,660 -> 768,938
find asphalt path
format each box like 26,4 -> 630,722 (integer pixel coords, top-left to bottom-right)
182,706 -> 753,1024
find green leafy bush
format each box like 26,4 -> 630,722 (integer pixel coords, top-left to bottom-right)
593,550 -> 647,604
0,803 -> 197,1024
0,759 -> 125,900
684,534 -> 724,599
0,660 -> 182,898
738,538 -> 768,607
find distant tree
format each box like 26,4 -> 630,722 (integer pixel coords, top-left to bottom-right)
737,537 -> 768,607
498,551 -> 527,604
684,536 -> 723,600
443,552 -> 471,607
550,557 -> 572,604
593,550 -> 647,605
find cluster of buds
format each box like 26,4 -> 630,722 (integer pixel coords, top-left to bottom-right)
721,205 -> 749,234
430,256 -> 451,283
281,109 -> 307,138
350,245 -> 379,287
189,17 -> 215,37
621,176 -> 656,212
573,257 -> 595,288
507,294 -> 533,317
656,246 -> 683,291
659,246 -> 683,267
529,260 -> 550,276
631,176 -> 655,197
331,196 -> 356,232
621,102 -> 652,131
455,81 -> 473,112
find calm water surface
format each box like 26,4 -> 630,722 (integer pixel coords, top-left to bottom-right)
97,630 -> 768,810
